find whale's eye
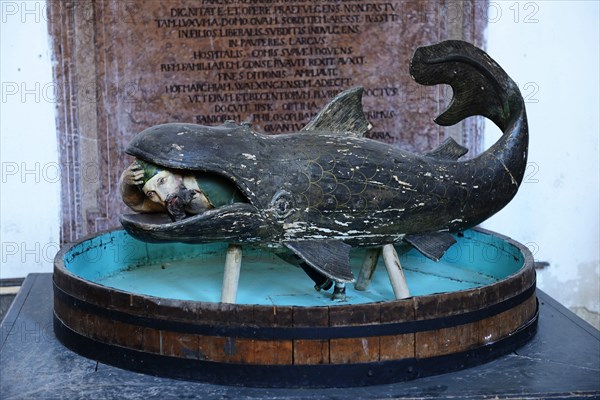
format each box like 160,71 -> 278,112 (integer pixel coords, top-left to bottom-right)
278,202 -> 288,212
271,190 -> 295,220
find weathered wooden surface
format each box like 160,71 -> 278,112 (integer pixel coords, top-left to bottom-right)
53,230 -> 538,384
221,244 -> 243,303
5,274 -> 599,397
53,288 -> 537,365
355,248 -> 380,291
120,41 -> 529,286
382,244 -> 411,299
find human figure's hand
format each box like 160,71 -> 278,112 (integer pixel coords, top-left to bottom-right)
119,160 -> 163,213
122,162 -> 144,186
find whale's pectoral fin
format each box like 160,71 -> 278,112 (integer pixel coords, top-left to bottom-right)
284,240 -> 355,283
404,232 -> 457,262
424,137 -> 468,161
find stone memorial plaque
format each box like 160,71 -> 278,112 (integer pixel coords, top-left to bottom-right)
49,0 -> 487,241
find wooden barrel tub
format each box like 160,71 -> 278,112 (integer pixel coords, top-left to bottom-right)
53,228 -> 538,388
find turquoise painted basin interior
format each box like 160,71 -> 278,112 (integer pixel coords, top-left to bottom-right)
63,229 -> 525,306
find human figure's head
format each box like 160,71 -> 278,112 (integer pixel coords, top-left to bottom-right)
137,160 -> 184,206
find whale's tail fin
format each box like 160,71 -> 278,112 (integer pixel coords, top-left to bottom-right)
410,40 -> 529,236
410,40 -> 523,132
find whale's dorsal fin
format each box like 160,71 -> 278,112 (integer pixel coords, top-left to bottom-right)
424,137 -> 468,161
302,87 -> 372,137
284,240 -> 355,283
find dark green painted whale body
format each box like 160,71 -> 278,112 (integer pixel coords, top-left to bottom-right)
121,41 -> 528,283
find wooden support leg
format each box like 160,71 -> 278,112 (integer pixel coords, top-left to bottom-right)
332,282 -> 346,301
221,244 -> 242,304
355,248 -> 381,291
382,244 -> 410,299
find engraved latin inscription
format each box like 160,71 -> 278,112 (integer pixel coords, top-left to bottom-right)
153,1 -> 411,140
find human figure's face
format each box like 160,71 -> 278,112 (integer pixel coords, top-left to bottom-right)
142,170 -> 183,205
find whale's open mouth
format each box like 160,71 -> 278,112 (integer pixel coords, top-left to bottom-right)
122,202 -> 251,228
120,202 -> 274,244
157,171 -> 249,222
120,170 -> 273,244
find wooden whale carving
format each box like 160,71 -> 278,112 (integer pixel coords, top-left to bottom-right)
120,40 -> 528,286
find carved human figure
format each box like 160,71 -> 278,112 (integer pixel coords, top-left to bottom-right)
119,160 -> 244,221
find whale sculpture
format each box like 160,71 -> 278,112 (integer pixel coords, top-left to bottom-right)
120,40 -> 528,288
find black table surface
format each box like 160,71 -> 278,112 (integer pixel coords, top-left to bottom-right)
1,273 -> 598,399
